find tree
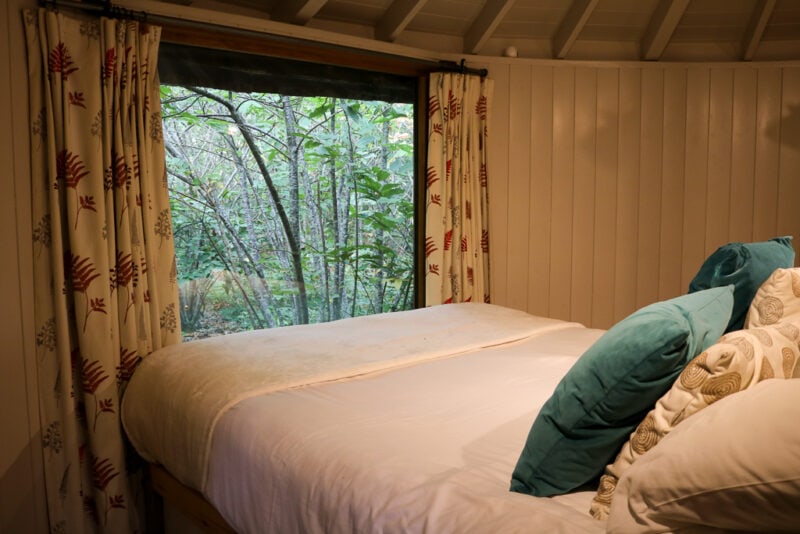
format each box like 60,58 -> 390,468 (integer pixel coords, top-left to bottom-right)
161,86 -> 415,338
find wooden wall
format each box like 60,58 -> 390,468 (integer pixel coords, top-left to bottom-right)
1,1 -> 49,532
487,60 -> 800,329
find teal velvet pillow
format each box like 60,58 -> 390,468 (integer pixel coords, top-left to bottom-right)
509,286 -> 734,497
688,236 -> 794,332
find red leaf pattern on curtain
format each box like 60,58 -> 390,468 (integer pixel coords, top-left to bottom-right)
102,48 -> 115,82
48,42 -> 78,80
56,150 -> 89,189
426,166 -> 439,188
475,95 -> 488,119
115,347 -> 141,385
427,94 -> 440,118
68,91 -> 86,108
68,254 -> 100,293
425,236 -> 438,258
91,457 -> 119,491
81,359 -> 109,395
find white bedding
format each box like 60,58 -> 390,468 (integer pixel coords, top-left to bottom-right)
122,303 -> 608,532
205,322 -> 606,533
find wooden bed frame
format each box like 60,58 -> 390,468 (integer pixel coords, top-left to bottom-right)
149,463 -> 236,533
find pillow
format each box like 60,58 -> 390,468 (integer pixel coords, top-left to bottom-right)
590,321 -> 800,519
688,236 -> 794,332
746,267 -> 800,328
509,286 -> 734,497
606,379 -> 800,534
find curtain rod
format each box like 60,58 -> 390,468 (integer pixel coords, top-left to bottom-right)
38,0 -> 489,78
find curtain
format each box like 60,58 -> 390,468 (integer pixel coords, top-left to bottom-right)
425,72 -> 493,306
24,8 -> 180,533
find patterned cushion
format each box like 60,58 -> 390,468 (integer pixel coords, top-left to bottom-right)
746,267 -> 800,327
590,322 -> 800,520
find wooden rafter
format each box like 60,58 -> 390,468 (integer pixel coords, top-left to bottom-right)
552,0 -> 600,59
464,0 -> 517,54
376,0 -> 428,42
741,0 -> 777,60
270,0 -> 328,25
640,0 -> 690,60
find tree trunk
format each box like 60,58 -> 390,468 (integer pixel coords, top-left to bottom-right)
189,87 -> 310,324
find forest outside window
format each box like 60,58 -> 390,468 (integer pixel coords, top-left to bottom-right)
158,42 -> 422,340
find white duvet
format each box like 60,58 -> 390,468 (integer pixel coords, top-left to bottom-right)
122,303 -> 607,533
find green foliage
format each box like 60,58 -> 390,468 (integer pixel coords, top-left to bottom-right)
162,86 -> 416,338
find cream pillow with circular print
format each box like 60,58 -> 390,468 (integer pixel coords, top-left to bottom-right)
746,267 -> 800,328
590,322 -> 800,520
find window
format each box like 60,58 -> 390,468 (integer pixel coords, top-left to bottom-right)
158,41 -> 425,339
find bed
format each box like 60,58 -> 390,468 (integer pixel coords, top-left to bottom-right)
122,303 -> 609,532
121,237 -> 800,534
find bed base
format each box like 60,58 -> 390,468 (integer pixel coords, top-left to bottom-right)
148,463 -> 236,533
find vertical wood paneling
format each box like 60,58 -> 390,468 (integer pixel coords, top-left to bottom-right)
777,67 -> 800,255
487,61 -> 800,329
659,68 -> 687,299
592,68 -> 619,328
549,67 -> 576,321
487,63 -> 510,305
752,68 -> 781,241
571,67 -> 597,326
730,68 -> 758,241
505,65 -> 533,311
614,68 -> 641,323
706,68 -> 735,250
637,68 -> 664,308
682,68 -> 711,287
528,66 -> 554,318
2,1 -> 48,532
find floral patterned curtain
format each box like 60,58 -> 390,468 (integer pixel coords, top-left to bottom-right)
425,72 -> 493,306
24,8 -> 180,533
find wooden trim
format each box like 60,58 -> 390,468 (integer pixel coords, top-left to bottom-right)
641,0 -> 691,60
741,0 -> 777,60
159,22 -> 435,77
148,464 -> 236,533
552,0 -> 601,59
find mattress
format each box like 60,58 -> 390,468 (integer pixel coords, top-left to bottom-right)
122,303 -> 607,533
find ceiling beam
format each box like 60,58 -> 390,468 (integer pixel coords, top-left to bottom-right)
464,0 -> 517,55
741,0 -> 777,60
376,0 -> 428,42
640,0 -> 690,60
552,0 -> 600,59
270,0 -> 328,25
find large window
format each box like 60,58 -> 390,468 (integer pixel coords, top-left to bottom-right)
158,42 -> 423,339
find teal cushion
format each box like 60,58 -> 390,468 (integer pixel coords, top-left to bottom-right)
688,236 -> 794,332
509,286 -> 734,497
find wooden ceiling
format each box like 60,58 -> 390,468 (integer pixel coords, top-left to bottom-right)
177,0 -> 800,61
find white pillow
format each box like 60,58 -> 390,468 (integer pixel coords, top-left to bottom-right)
746,267 -> 800,327
606,379 -> 800,533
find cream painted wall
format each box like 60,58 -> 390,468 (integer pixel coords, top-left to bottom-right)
1,0 -> 48,532
2,1 -> 799,531
487,59 -> 800,329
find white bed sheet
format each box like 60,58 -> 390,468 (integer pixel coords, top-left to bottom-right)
205,324 -> 607,533
123,303 -> 573,490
